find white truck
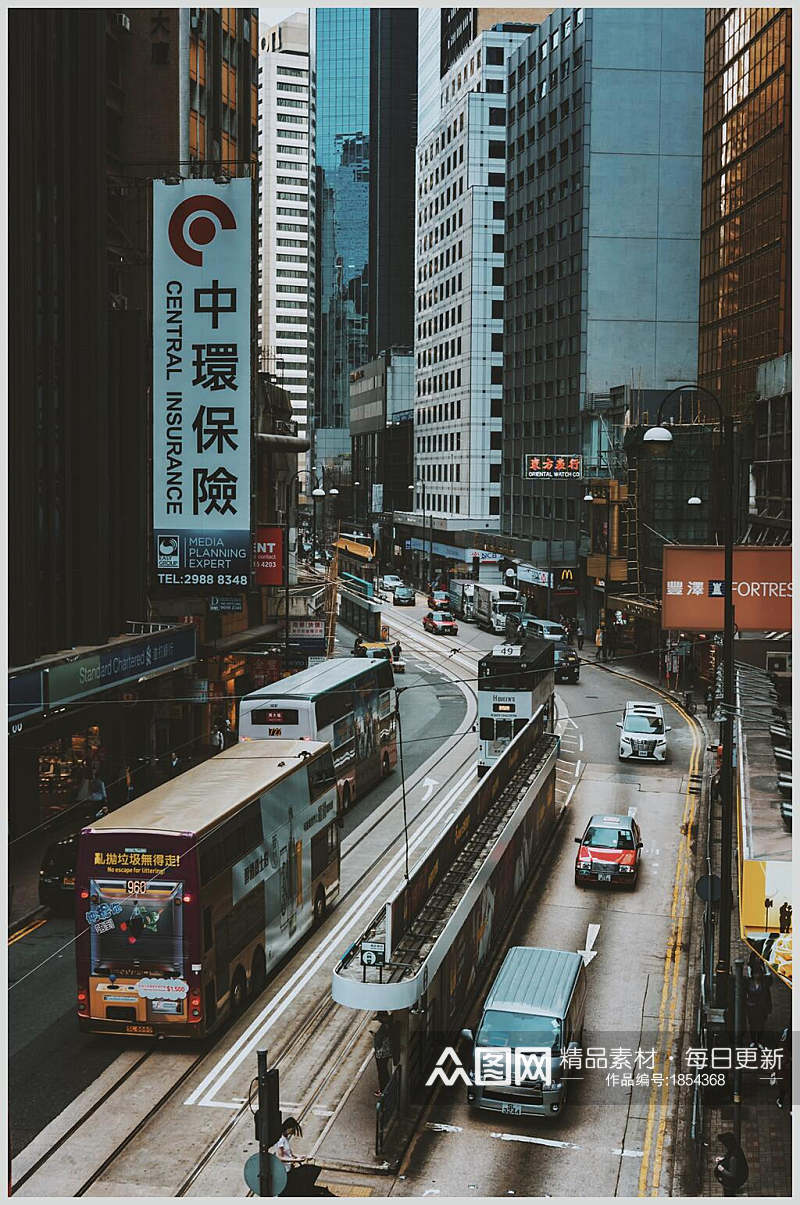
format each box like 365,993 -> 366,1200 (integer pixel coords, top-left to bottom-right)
449,579 -> 475,620
473,583 -> 523,634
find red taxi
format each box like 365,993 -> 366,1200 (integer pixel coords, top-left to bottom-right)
427,591 -> 450,611
423,611 -> 459,636
574,813 -> 642,889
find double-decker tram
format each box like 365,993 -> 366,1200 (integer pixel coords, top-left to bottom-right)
477,638 -> 555,776
239,657 -> 398,811
75,741 -> 339,1037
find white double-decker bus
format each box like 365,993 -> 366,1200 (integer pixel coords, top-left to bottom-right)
477,639 -> 555,776
239,657 -> 398,811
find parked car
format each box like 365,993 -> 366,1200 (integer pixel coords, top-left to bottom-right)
392,586 -> 416,606
574,813 -> 643,888
39,832 -> 79,912
428,590 -> 450,611
423,611 -> 459,635
553,641 -> 580,684
380,575 -> 404,594
617,701 -> 670,762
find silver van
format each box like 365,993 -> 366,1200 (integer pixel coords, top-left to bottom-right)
462,946 -> 586,1117
506,615 -> 567,643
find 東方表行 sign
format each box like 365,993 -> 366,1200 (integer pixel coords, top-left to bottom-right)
523,454 -> 582,479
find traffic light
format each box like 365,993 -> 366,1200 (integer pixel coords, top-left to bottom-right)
254,1066 -> 281,1146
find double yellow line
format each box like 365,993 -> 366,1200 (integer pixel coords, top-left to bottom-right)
8,916 -> 48,946
637,701 -> 702,1196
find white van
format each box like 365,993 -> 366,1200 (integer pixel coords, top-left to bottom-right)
617,701 -> 671,761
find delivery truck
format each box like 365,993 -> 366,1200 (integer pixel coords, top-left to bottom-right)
473,583 -> 523,634
449,579 -> 475,621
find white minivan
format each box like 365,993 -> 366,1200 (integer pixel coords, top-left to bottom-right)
617,701 -> 671,762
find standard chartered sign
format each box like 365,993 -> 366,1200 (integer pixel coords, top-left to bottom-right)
48,627 -> 197,706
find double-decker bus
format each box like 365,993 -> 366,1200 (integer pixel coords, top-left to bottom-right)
239,657 -> 398,811
75,740 -> 339,1038
477,639 -> 555,776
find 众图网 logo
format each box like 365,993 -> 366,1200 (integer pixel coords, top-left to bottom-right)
425,1045 -> 553,1087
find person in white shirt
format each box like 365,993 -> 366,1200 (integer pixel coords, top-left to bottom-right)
272,1117 -> 304,1167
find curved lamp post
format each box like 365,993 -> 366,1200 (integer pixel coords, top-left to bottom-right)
644,384 -> 735,1012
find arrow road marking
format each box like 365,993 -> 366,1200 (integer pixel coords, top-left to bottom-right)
578,922 -> 601,965
421,777 -> 438,803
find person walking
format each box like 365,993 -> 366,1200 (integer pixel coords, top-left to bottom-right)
87,773 -> 108,817
211,726 -> 224,755
705,685 -> 715,718
373,1012 -> 395,1096
595,625 -> 604,661
744,965 -> 772,1047
391,639 -> 402,664
575,622 -> 584,652
713,1132 -> 749,1196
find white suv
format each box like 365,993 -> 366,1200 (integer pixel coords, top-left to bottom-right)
617,702 -> 671,762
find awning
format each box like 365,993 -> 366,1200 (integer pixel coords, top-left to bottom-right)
203,622 -> 282,655
607,594 -> 661,620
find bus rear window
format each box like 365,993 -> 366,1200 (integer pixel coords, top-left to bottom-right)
88,879 -> 184,974
250,707 -> 299,726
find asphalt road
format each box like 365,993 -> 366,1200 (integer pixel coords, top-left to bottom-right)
7,624 -> 467,1161
393,656 -> 700,1198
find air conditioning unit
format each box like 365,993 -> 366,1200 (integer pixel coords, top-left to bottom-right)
113,12 -> 131,32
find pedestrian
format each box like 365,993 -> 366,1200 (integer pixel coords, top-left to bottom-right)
211,726 -> 224,755
606,623 -> 617,661
705,686 -> 715,718
776,1025 -> 791,1109
575,622 -> 584,651
88,773 -> 107,807
744,965 -> 772,1047
779,901 -> 792,933
272,1117 -> 305,1169
124,764 -> 135,803
713,1132 -> 748,1196
353,633 -> 365,656
224,718 -> 234,747
373,1011 -> 394,1096
169,751 -> 180,777
595,625 -> 604,661
392,639 -> 402,663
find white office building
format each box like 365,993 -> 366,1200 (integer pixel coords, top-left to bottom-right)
413,21 -> 538,529
258,12 -> 315,445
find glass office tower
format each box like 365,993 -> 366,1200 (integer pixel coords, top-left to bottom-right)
314,7 -> 371,466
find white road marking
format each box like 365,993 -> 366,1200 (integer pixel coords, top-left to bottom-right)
565,782 -> 578,808
613,1148 -> 645,1158
578,733 -> 584,751
578,922 -> 601,965
627,806 -> 638,819
490,1131 -> 580,1150
186,765 -> 477,1107
426,1122 -> 463,1133
575,760 -> 583,776
421,776 -> 439,803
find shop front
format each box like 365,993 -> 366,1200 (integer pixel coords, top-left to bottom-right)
8,625 -> 197,838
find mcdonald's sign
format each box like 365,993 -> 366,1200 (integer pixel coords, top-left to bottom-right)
554,567 -> 578,595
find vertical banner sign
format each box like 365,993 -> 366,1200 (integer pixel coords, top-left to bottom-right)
152,179 -> 251,588
255,526 -> 284,586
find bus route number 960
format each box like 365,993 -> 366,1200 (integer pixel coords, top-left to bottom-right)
126,880 -> 150,895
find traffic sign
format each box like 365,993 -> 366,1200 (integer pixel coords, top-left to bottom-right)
243,1153 -> 287,1197
361,940 -> 386,967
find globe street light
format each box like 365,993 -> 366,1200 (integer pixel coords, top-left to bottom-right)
645,384 -> 735,1014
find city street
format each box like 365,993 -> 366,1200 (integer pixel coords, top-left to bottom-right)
12,592 -> 702,1199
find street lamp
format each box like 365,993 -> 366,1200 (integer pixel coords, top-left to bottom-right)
354,480 -> 361,527
644,385 -> 735,1013
583,487 -> 611,660
408,483 -> 429,587
687,495 -> 702,506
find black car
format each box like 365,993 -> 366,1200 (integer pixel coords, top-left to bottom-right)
553,641 -> 580,683
392,586 -> 416,606
39,832 -> 79,912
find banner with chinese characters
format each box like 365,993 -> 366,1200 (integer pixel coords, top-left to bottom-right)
661,546 -> 792,631
523,454 -> 582,479
152,179 -> 251,590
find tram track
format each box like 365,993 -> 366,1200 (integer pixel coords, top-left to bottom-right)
12,616 -> 481,1198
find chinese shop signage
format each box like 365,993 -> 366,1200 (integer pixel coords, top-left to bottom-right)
47,627 -> 197,706
523,454 -> 582,478
152,179 -> 252,590
661,546 -> 792,631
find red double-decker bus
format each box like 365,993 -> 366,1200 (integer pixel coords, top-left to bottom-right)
75,740 -> 339,1038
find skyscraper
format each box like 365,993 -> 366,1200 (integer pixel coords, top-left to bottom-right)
413,21 -> 539,530
502,7 -> 705,564
313,7 -> 371,471
699,7 -> 791,412
258,12 -> 315,446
